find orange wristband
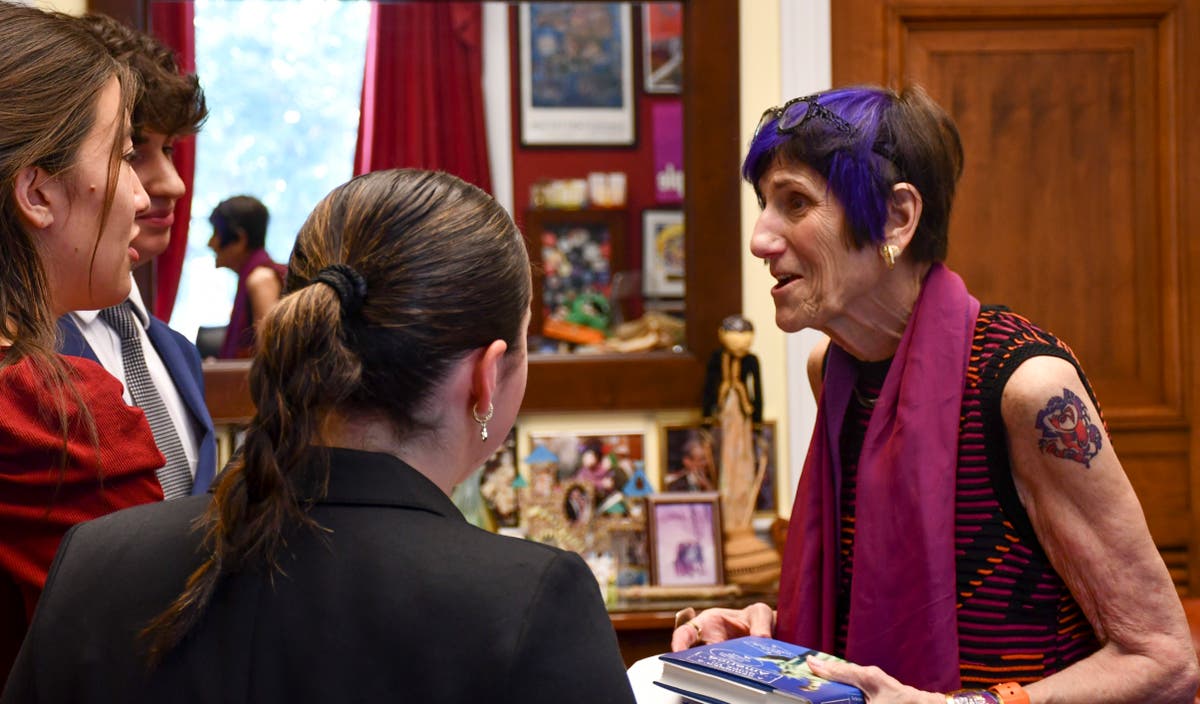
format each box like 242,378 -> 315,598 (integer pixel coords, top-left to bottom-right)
989,682 -> 1030,704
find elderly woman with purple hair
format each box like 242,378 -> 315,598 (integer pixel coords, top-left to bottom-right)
669,85 -> 1198,703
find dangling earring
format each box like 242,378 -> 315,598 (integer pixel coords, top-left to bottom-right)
880,243 -> 899,270
472,402 -> 494,441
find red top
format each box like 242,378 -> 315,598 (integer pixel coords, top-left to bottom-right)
219,248 -> 287,359
0,351 -> 164,678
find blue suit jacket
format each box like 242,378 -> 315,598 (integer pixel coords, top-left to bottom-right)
56,315 -> 217,495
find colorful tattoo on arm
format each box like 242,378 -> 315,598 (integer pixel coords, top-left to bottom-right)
1035,388 -> 1103,468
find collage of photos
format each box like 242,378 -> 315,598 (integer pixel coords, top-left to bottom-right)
450,419 -> 779,597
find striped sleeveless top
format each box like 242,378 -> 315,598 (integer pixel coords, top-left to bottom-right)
835,306 -> 1101,685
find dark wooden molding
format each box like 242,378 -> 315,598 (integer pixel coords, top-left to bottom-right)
203,360 -> 253,425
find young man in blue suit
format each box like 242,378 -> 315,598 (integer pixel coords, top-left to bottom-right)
58,14 -> 215,496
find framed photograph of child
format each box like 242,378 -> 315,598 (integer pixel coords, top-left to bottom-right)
647,492 -> 724,587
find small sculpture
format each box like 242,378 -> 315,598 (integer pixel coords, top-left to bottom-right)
702,315 -> 779,589
702,315 -> 763,425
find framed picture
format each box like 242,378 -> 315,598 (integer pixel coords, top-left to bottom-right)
451,427 -> 519,531
519,3 -> 635,146
659,423 -> 717,493
659,421 -> 779,515
610,523 -> 650,587
642,2 -> 683,94
479,428 -> 520,527
521,430 -> 649,581
642,209 -> 684,298
525,430 -> 645,513
525,208 -> 625,337
647,493 -> 724,587
752,421 -> 778,515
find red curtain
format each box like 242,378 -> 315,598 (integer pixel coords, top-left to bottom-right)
147,2 -> 197,322
354,2 -> 491,192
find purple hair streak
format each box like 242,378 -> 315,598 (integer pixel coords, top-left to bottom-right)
743,85 -> 963,262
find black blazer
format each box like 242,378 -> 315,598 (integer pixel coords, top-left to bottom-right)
2,448 -> 635,703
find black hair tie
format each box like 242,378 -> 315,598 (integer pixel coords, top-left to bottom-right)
314,264 -> 368,317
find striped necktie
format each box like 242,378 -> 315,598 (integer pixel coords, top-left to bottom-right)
98,302 -> 193,499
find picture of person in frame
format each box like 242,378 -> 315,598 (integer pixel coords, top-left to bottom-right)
652,499 -> 720,587
564,483 -> 593,526
664,429 -> 717,492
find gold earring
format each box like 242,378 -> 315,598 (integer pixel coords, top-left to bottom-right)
472,402 -> 494,441
880,243 -> 899,270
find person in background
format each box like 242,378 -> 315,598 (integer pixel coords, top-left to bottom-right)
59,13 -> 215,498
670,85 -> 1199,703
0,0 -> 164,684
208,194 -> 286,358
3,169 -> 637,704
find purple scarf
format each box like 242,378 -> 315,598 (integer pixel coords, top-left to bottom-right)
219,248 -> 285,359
776,263 -> 980,691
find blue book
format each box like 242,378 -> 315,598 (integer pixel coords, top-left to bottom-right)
655,636 -> 865,704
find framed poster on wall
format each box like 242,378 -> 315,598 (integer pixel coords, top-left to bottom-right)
519,2 -> 635,146
642,208 -> 684,298
642,2 -> 682,93
524,208 -> 625,338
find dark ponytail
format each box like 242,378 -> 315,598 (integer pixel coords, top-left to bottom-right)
142,169 -> 531,662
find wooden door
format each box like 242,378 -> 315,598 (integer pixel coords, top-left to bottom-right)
833,0 -> 1200,593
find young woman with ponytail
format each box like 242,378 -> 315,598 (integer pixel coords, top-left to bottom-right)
3,169 -> 637,704
0,1 -> 165,686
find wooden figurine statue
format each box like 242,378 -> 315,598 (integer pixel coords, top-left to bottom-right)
702,315 -> 779,589
703,316 -> 763,425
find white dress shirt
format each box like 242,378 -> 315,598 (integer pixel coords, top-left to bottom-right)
69,278 -> 200,480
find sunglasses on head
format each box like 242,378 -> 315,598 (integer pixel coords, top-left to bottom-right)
754,95 -> 904,178
755,94 -> 855,139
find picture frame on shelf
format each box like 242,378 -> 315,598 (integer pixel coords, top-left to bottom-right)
752,421 -> 779,516
642,2 -> 683,94
659,421 -> 779,515
451,427 -> 519,532
520,430 -> 649,580
519,3 -> 635,146
479,427 -> 520,528
659,422 -> 717,493
524,208 -> 625,341
525,429 -> 645,514
647,492 -> 724,587
642,209 -> 684,298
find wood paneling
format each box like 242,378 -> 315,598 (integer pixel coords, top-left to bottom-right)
834,0 -> 1199,592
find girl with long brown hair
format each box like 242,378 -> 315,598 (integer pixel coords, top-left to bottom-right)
0,0 -> 166,685
3,169 -> 636,704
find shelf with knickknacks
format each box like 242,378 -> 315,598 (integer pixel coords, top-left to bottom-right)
518,442 -> 649,603
701,315 -> 781,591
